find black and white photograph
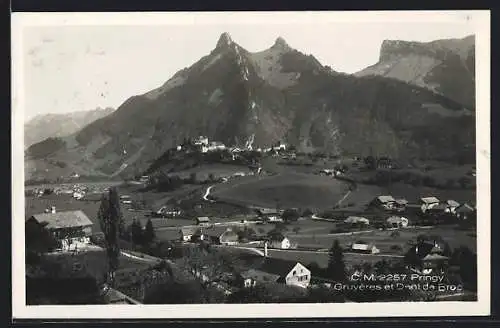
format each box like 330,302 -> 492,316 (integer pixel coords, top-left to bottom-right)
12,10 -> 490,319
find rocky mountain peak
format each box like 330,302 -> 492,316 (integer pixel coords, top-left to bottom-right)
272,36 -> 292,51
216,32 -> 233,48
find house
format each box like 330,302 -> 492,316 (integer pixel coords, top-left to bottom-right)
255,208 -> 282,222
420,197 -> 440,212
26,210 -> 93,251
394,199 -> 408,211
196,217 -> 211,226
179,226 -> 203,242
206,141 -> 226,152
139,175 -> 150,184
193,136 -> 209,146
205,226 -> 239,245
240,257 -> 311,288
344,216 -> 370,226
267,233 -> 291,249
153,206 -> 181,218
376,157 -> 393,169
404,241 -> 449,275
386,216 -> 409,228
350,242 -> 380,254
369,195 -> 396,210
455,203 -> 476,220
445,200 -> 460,213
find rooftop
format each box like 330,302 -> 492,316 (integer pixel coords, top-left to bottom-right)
28,210 -> 93,230
421,197 -> 440,204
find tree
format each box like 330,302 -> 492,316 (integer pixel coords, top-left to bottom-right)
327,240 -> 347,282
143,219 -> 156,245
97,187 -> 122,286
364,156 -> 376,170
177,246 -> 239,302
208,173 -> 216,182
282,209 -> 300,222
189,172 -> 197,184
130,219 -> 143,246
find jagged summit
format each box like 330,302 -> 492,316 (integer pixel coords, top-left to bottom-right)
216,32 -> 233,48
272,36 -> 291,51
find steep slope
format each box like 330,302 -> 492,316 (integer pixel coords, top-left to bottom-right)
25,33 -> 475,181
24,107 -> 115,148
355,35 -> 475,109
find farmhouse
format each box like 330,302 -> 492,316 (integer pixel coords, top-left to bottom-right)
455,203 -> 476,220
344,216 -> 370,226
420,197 -> 440,212
369,195 -> 396,210
394,198 -> 408,211
153,206 -> 181,218
255,208 -> 282,222
267,233 -> 291,249
350,242 -> 380,254
26,210 -> 93,251
196,217 -> 211,226
404,241 -> 449,275
445,200 -> 460,213
179,226 -> 203,242
205,226 -> 239,245
193,136 -> 209,146
386,216 -> 409,228
240,258 -> 311,288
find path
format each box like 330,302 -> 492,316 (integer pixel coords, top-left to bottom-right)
335,190 -> 352,207
202,185 -> 215,202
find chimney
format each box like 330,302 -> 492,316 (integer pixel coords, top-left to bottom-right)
264,241 -> 268,257
51,206 -> 56,213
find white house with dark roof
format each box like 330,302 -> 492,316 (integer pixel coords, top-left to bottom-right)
350,242 -> 380,254
26,210 -> 94,251
240,257 -> 311,289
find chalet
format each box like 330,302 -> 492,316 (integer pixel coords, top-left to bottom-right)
139,175 -> 150,184
350,242 -> 380,254
179,226 -> 203,242
344,216 -> 370,226
455,203 -> 476,220
196,217 -> 211,226
369,195 -> 396,210
404,241 -> 449,275
376,157 -> 393,169
445,200 -> 460,213
420,197 -> 440,212
267,233 -> 291,249
205,226 -> 239,246
240,257 -> 311,288
394,199 -> 408,211
255,208 -> 282,222
386,216 -> 409,228
26,210 -> 93,251
193,136 -> 209,146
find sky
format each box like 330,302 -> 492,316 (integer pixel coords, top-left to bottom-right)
19,13 -> 478,122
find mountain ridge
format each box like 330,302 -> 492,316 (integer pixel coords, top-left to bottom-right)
24,107 -> 115,149
355,34 -> 475,109
25,33 -> 475,181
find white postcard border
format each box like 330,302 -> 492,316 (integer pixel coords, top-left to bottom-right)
12,10 -> 491,319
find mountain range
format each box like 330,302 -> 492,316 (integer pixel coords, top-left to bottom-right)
355,35 -> 475,109
24,107 -> 115,149
25,33 -> 475,181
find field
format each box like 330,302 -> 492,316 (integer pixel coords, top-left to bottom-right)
166,163 -> 253,181
210,172 -> 350,211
